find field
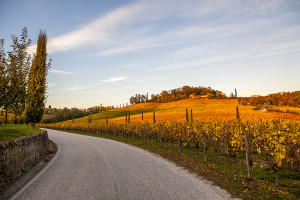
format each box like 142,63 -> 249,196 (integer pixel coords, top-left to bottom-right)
39,99 -> 300,199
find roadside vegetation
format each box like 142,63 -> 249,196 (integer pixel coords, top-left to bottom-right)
0,124 -> 41,141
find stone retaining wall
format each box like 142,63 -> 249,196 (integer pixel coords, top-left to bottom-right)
0,130 -> 48,193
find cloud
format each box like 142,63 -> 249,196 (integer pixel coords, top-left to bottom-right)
65,83 -> 102,91
49,69 -> 75,75
253,41 -> 300,58
48,83 -> 56,87
65,76 -> 129,91
102,76 -> 128,82
121,64 -> 137,69
98,39 -> 204,55
151,54 -> 245,71
37,1 -> 148,54
28,0 -> 293,56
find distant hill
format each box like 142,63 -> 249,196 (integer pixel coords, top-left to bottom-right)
130,85 -> 227,104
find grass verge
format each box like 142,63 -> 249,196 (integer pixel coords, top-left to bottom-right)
0,124 -> 41,141
49,128 -> 299,200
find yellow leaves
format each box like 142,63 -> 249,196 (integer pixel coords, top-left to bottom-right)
257,148 -> 261,154
39,116 -> 300,170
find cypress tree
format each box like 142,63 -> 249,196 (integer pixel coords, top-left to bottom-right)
25,30 -> 50,126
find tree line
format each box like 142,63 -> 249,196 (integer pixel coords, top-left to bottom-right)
129,85 -> 227,104
240,91 -> 300,107
0,28 -> 50,125
42,107 -> 92,124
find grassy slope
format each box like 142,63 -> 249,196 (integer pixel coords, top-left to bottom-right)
0,125 -> 41,141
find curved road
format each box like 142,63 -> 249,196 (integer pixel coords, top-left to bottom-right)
12,129 -> 235,200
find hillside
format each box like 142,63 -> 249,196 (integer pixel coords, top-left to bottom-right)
63,99 -> 300,124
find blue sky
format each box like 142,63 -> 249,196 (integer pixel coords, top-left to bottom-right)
1,0 -> 300,108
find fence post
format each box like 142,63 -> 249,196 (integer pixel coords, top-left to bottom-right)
159,124 -> 162,147
186,108 -> 189,122
243,126 -> 253,179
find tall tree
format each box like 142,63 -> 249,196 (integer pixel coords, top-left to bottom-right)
0,39 -> 8,123
25,30 -> 50,126
0,39 -> 7,108
7,28 -> 32,123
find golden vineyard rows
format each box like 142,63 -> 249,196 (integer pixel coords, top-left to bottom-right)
40,118 -> 300,173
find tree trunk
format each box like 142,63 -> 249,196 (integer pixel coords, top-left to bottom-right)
5,109 -> 8,124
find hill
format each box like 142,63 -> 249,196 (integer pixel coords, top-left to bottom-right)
62,99 -> 300,124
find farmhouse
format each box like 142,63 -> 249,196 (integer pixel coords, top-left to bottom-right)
189,94 -> 208,99
106,106 -> 114,110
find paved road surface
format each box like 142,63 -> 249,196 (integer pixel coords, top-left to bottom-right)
11,129 -> 235,200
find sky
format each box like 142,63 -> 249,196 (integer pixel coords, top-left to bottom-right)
1,0 -> 300,108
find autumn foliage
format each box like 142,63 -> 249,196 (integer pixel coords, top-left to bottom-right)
240,91 -> 300,107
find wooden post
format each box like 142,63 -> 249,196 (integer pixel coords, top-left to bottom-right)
106,116 -> 108,124
128,111 -> 130,123
190,109 -> 193,122
153,111 -> 156,123
186,108 -> 189,122
125,112 -> 127,123
243,127 -> 253,179
159,124 -> 162,147
132,124 -> 135,141
236,106 -> 240,120
178,140 -> 182,153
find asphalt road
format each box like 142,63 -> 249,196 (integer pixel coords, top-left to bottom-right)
11,129 -> 236,200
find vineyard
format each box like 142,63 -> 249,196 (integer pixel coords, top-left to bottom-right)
38,99 -> 300,199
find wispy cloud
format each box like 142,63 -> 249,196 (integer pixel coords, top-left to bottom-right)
102,76 -> 128,82
48,83 -> 56,87
65,76 -> 129,91
253,41 -> 300,58
49,69 -> 75,75
98,39 -> 204,55
39,2 -> 147,54
65,83 -> 102,91
28,0 -> 289,57
151,53 -> 245,71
